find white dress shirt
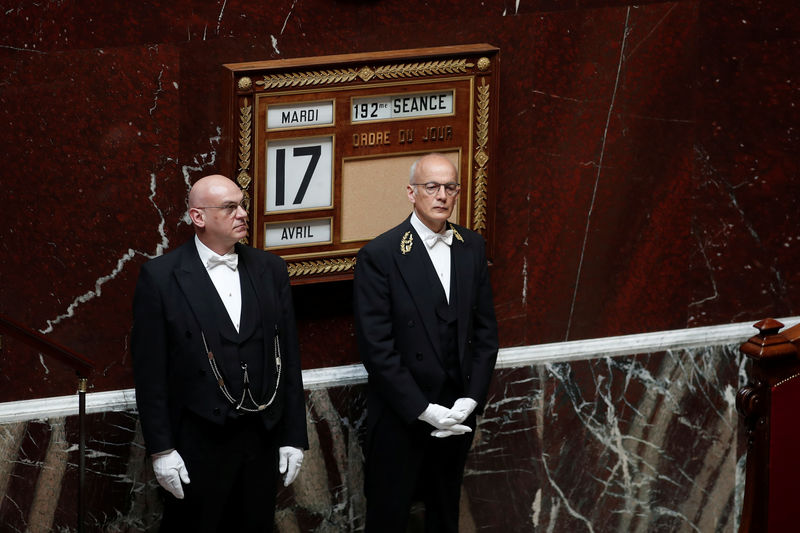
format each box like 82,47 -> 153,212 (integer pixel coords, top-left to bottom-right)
410,211 -> 452,303
195,235 -> 242,332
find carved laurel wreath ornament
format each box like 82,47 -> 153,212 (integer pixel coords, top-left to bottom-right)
254,59 -> 472,90
237,101 -> 253,192
472,78 -> 490,232
286,257 -> 356,277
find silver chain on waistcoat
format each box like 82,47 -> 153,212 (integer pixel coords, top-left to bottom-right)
200,328 -> 283,412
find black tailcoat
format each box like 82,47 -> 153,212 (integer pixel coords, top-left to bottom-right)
131,239 -> 308,455
353,215 -> 499,530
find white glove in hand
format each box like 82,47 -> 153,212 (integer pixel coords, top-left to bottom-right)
430,428 -> 471,438
450,397 -> 478,424
418,403 -> 472,435
152,449 -> 190,499
278,446 -> 304,487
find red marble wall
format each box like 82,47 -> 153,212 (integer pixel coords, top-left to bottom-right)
1,0 -> 798,402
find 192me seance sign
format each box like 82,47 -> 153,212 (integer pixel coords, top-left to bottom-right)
221,44 -> 499,283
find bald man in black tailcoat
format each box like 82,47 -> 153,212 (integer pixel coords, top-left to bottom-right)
132,174 -> 308,532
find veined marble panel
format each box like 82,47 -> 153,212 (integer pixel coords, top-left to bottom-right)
0,342 -> 744,532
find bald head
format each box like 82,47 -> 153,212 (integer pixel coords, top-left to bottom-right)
187,174 -> 249,255
409,153 -> 457,184
189,174 -> 239,209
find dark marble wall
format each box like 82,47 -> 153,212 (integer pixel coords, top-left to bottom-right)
0,344 -> 742,532
1,1 -> 797,400
0,2 -> 796,529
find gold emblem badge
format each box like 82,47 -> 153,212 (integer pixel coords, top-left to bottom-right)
450,224 -> 464,243
400,231 -> 413,255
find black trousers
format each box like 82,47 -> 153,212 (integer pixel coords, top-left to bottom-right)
364,399 -> 474,532
159,410 -> 279,533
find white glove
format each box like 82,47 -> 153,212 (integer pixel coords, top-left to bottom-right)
278,446 -> 304,486
152,449 -> 190,499
450,397 -> 478,424
418,403 -> 472,435
430,428 -> 472,438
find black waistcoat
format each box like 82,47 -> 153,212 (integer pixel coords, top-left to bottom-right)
208,262 -> 265,411
422,250 -> 461,388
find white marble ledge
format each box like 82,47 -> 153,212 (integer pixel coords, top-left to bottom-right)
1,316 -> 796,424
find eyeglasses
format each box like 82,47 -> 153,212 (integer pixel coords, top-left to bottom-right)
411,182 -> 461,197
195,197 -> 250,216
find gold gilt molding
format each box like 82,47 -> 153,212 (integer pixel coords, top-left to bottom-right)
255,59 -> 472,90
370,59 -> 472,80
287,257 -> 357,277
237,100 -> 253,245
237,100 -> 253,191
257,69 -> 360,89
472,78 -> 490,233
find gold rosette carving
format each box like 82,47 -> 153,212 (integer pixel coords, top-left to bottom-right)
237,76 -> 253,91
237,171 -> 251,190
358,66 -> 375,82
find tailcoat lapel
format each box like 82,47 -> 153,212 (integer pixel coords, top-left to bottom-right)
173,241 -> 232,381
236,244 -> 280,396
450,223 -> 474,363
393,219 -> 443,360
238,245 -> 275,323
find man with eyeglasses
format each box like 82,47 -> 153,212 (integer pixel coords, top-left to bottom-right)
131,174 -> 308,532
354,153 -> 499,531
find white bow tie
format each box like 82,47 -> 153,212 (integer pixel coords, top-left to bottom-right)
424,229 -> 453,248
207,253 -> 238,270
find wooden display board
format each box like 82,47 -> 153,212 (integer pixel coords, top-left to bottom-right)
221,44 -> 499,283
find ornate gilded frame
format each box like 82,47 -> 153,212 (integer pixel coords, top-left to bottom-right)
221,44 -> 499,284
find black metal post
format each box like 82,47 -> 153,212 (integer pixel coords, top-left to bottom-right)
78,377 -> 87,533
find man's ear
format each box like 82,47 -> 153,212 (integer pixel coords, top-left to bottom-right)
406,184 -> 416,205
188,207 -> 205,228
